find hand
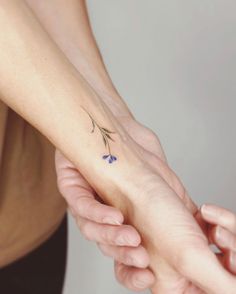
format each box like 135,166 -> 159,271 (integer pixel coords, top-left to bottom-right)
115,117 -> 203,292
116,163 -> 235,293
118,118 -> 236,292
118,117 -> 197,214
54,117 -> 193,292
114,135 -> 236,293
55,117 -> 203,293
200,204 -> 236,275
117,116 -> 167,162
56,116 -> 235,293
54,117 -> 173,292
55,149 -> 155,292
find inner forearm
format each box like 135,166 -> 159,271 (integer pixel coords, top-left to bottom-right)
0,0 -> 139,208
26,0 -> 134,119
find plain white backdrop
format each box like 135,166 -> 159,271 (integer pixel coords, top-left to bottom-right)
64,1 -> 236,293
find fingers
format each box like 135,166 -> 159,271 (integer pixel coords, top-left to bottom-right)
56,151 -> 124,224
75,195 -> 124,225
177,244 -> 236,293
146,150 -> 198,214
55,149 -> 154,290
209,225 -> 236,252
200,203 -> 236,275
76,217 -> 141,247
59,182 -> 124,224
228,251 -> 236,274
201,204 -> 236,234
98,244 -> 150,268
216,251 -> 236,275
114,261 -> 155,292
209,225 -> 236,274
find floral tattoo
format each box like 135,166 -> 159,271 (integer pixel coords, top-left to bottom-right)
81,106 -> 117,164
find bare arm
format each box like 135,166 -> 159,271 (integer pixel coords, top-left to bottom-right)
25,0 -> 167,164
1,2 -> 235,293
22,1 -> 157,290
0,0 -> 133,182
25,0 -> 133,119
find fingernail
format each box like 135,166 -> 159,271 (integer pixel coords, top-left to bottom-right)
201,204 -> 217,219
102,217 -> 122,225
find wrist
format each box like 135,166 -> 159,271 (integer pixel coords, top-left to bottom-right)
77,110 -> 147,207
97,91 -> 135,121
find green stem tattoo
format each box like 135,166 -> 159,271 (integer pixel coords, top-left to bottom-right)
81,106 -> 117,163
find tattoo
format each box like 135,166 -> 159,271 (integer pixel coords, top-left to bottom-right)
81,106 -> 117,164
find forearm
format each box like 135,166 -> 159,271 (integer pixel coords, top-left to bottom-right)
25,0 -> 134,119
2,5 -> 234,293
0,0 -> 140,206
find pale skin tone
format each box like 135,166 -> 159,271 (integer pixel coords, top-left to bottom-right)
25,0 -> 159,289
26,0 -> 236,291
200,204 -> 236,275
0,1 -> 236,293
56,154 -> 236,292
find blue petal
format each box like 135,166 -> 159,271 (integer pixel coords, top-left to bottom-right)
102,155 -> 109,159
112,156 -> 117,161
108,157 -> 113,163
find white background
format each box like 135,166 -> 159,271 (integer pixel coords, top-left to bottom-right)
64,1 -> 236,293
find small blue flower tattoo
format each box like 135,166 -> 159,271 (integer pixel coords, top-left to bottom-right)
102,154 -> 117,164
81,106 -> 118,164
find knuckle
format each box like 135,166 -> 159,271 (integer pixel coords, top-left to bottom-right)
56,177 -> 68,196
80,222 -> 92,241
123,251 -> 133,265
76,195 -> 89,210
81,198 -> 94,211
101,250 -> 110,257
98,244 -> 110,257
100,228 -> 112,243
76,197 -> 96,219
115,264 -> 127,285
144,127 -> 157,141
76,218 -> 82,229
79,198 -> 100,219
118,247 -> 128,260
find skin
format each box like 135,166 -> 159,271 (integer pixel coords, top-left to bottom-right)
56,134 -> 236,293
25,0 -> 164,289
200,204 -> 236,275
0,1 -> 235,293
55,120 -> 164,291
27,0 -> 235,291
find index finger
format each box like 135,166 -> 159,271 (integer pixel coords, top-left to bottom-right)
201,204 -> 236,234
75,193 -> 124,225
